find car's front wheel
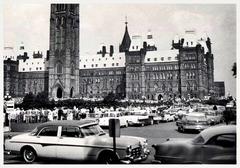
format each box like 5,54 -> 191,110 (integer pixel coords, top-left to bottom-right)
98,151 -> 118,164
22,147 -> 37,163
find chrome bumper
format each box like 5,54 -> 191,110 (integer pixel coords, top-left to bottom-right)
120,149 -> 150,163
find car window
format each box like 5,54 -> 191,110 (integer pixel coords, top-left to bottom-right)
207,134 -> 236,148
81,125 -> 104,136
192,134 -> 205,144
38,126 -> 58,137
61,126 -> 81,138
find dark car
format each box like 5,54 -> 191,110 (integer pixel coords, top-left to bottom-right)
152,125 -> 236,164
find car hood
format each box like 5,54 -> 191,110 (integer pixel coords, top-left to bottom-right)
96,134 -> 146,148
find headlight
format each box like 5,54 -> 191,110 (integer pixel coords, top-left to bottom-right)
139,139 -> 148,148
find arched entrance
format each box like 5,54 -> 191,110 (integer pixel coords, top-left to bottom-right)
158,94 -> 163,101
70,87 -> 74,98
57,87 -> 62,98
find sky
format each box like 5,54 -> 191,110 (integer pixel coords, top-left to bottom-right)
3,1 -> 237,97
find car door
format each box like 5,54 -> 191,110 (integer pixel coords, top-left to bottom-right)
202,134 -> 236,164
57,126 -> 89,160
35,125 -> 59,158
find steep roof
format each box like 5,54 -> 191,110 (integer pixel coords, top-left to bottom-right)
119,23 -> 131,52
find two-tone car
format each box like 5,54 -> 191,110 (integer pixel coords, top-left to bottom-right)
152,125 -> 236,164
177,112 -> 212,133
4,119 -> 150,164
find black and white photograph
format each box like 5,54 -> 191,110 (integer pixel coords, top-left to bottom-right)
2,0 -> 238,165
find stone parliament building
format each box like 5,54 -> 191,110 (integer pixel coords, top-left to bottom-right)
3,4 -> 225,101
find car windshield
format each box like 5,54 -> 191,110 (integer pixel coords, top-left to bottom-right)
192,134 -> 205,144
81,124 -> 105,136
30,127 -> 38,136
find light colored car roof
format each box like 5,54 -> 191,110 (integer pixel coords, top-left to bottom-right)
201,125 -> 236,142
36,119 -> 96,129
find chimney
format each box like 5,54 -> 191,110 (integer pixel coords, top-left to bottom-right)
110,45 -> 114,56
143,41 -> 147,50
102,46 -> 106,57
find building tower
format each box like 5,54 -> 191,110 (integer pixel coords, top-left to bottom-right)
48,4 -> 79,99
119,17 -> 131,53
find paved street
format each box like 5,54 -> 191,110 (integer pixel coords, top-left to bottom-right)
4,121 -> 197,164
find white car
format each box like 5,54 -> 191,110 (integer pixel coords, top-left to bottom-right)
98,111 -> 128,127
4,120 -> 150,163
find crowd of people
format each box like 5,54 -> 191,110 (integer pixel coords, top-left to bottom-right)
5,107 -> 88,124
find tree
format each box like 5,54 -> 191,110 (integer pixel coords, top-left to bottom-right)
22,92 -> 36,109
231,62 -> 236,78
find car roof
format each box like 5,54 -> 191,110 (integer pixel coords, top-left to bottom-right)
36,119 -> 97,129
201,125 -> 236,142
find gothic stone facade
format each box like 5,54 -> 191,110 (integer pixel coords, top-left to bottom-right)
3,4 -> 218,101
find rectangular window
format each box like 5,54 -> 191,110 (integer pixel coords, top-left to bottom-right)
161,57 -> 164,61
154,58 -> 157,61
147,58 -> 150,61
116,63 -> 119,66
104,64 -> 106,67
168,57 -> 171,61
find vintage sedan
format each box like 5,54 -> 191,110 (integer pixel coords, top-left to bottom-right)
152,125 -> 236,164
4,120 -> 150,164
177,112 -> 212,132
98,111 -> 128,127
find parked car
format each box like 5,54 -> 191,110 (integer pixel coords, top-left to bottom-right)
177,112 -> 212,133
152,125 -> 236,164
124,110 -> 155,126
98,111 -> 128,128
4,120 -> 150,164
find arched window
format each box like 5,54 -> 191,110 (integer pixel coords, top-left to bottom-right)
61,17 -> 65,26
187,82 -> 191,91
162,84 -> 165,91
192,72 -> 196,79
186,72 -> 189,79
154,84 -> 158,91
193,83 -> 197,90
56,63 -> 63,74
71,65 -> 74,75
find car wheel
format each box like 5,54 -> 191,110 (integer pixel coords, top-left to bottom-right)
22,147 -> 37,163
141,123 -> 145,127
98,152 -> 118,164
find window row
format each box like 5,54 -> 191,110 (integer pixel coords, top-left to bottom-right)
147,65 -> 179,71
145,73 -> 178,80
25,62 -> 45,65
186,72 -> 196,79
81,57 -> 122,62
83,63 -> 120,68
146,56 -> 178,62
22,67 -> 43,71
